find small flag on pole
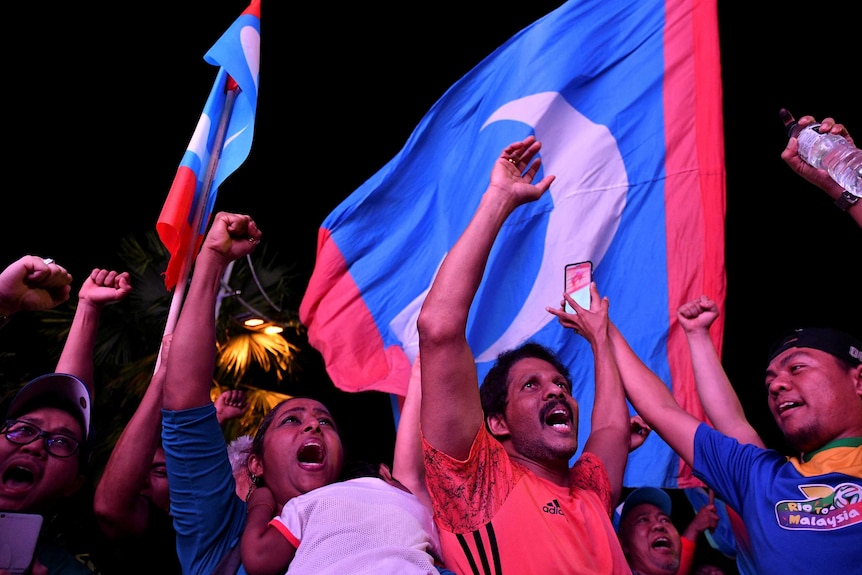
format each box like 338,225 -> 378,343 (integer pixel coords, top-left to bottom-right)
157,0 -> 261,291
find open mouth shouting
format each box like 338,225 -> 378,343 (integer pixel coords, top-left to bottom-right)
296,439 -> 326,470
542,401 -> 573,432
2,459 -> 38,493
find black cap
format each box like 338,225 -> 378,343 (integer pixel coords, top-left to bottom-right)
767,327 -> 862,367
780,108 -> 798,137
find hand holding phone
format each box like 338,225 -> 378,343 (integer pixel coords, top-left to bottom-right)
0,512 -> 42,575
564,261 -> 592,314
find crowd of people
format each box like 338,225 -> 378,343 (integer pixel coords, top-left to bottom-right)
1,113 -> 859,574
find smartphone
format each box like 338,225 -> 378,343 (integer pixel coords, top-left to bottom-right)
564,261 -> 593,314
0,512 -> 42,575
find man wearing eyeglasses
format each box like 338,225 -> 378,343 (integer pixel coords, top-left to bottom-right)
0,259 -> 132,574
1,373 -> 95,575
1,374 -> 91,511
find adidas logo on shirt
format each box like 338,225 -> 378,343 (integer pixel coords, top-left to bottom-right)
543,499 -> 565,516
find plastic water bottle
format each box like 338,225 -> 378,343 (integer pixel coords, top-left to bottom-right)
780,108 -> 862,197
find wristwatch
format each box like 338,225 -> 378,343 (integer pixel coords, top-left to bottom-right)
834,190 -> 860,212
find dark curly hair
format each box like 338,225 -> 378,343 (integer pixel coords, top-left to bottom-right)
479,341 -> 571,425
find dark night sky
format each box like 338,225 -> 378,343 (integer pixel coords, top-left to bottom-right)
3,1 -> 860,464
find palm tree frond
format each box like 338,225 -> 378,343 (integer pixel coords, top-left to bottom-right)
216,332 -> 299,382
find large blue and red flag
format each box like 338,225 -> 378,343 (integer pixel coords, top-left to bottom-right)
157,0 -> 261,291
300,0 -> 725,489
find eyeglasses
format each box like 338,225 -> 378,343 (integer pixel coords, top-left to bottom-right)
2,419 -> 81,458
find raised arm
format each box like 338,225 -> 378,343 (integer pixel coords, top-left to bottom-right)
392,354 -> 429,509
607,318 -> 701,468
547,282 -> 630,505
417,136 -> 555,459
0,255 -> 73,319
162,213 -> 261,411
678,295 -> 763,447
94,334 -> 170,539
55,268 -> 132,395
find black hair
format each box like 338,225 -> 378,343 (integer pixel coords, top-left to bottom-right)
251,397 -> 296,461
479,341 -> 571,423
250,395 -> 342,486
339,459 -> 384,481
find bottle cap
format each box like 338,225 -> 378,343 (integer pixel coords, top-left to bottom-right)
779,108 -> 797,137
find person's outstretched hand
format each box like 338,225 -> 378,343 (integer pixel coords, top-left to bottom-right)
0,255 -> 73,317
628,415 -> 652,452
677,295 -> 719,335
489,135 -> 556,206
202,212 -> 262,264
781,114 -> 853,197
547,281 -> 609,347
216,388 -> 250,425
683,489 -> 719,541
77,268 -> 133,308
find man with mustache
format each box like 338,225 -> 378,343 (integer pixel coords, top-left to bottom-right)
417,136 -> 632,574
